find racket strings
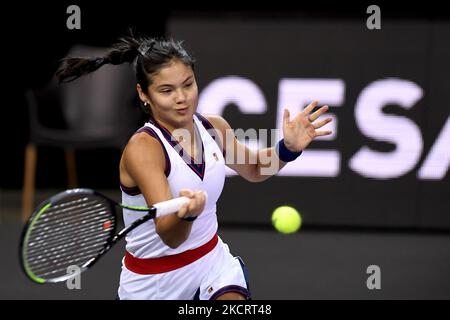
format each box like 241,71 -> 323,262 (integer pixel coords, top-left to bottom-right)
26,205 -> 113,253
26,223 -> 109,258
32,199 -> 105,228
25,223 -> 112,273
26,231 -> 111,264
23,195 -> 115,280
25,222 -> 113,277
30,243 -> 108,276
28,209 -> 112,248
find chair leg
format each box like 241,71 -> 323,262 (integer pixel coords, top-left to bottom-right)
22,144 -> 37,222
65,149 -> 78,188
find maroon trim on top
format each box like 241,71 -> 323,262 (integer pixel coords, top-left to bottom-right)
136,126 -> 171,177
195,113 -> 226,158
120,183 -> 141,196
148,115 -> 205,180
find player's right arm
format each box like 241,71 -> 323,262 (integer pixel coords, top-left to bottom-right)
120,132 -> 206,249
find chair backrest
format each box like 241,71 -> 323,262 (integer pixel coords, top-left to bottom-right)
59,45 -> 141,142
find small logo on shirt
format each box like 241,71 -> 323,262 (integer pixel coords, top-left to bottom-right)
213,153 -> 218,161
208,286 -> 214,294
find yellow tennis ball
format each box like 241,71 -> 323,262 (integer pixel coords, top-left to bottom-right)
272,206 -> 302,234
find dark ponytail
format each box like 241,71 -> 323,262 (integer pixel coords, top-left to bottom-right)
56,36 -> 142,83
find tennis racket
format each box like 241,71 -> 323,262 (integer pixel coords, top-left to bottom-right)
19,188 -> 198,284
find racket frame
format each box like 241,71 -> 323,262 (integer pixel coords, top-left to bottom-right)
20,188 -> 190,284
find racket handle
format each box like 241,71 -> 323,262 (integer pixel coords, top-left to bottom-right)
153,196 -> 190,217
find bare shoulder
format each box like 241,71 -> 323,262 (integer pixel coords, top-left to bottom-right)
125,131 -> 162,154
119,131 -> 166,187
122,132 -> 165,169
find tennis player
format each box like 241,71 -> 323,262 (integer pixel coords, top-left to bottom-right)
56,34 -> 332,300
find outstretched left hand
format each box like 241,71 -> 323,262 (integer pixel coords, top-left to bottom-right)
282,101 -> 333,152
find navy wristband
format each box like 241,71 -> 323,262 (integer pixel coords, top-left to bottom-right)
276,139 -> 302,162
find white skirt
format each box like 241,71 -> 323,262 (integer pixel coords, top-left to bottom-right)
117,237 -> 250,300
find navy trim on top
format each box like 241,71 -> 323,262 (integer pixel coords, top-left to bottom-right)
120,182 -> 141,196
120,126 -> 172,197
148,115 -> 205,181
136,126 -> 171,177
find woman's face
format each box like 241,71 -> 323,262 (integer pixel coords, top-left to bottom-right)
142,59 -> 198,128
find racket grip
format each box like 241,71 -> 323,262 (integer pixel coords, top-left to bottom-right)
153,196 -> 190,217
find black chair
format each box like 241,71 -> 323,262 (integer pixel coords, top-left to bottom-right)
22,45 -> 141,221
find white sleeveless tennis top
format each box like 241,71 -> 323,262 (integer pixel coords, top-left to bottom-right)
120,113 -> 225,258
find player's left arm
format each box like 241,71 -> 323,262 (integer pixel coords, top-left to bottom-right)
205,101 -> 332,182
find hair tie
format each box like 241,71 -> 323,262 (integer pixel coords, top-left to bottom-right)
138,40 -> 156,56
138,46 -> 147,56
94,57 -> 105,67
